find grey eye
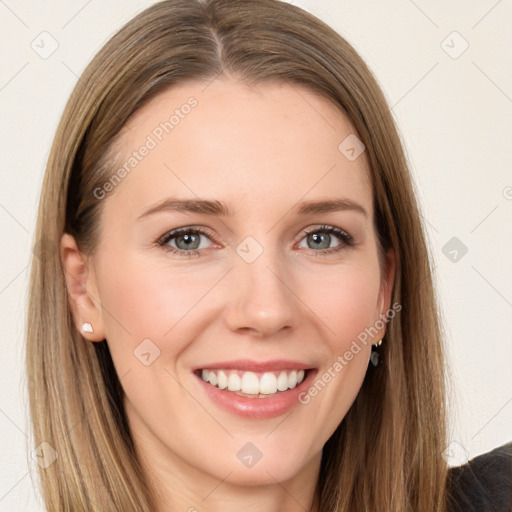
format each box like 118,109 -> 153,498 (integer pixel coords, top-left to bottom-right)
306,232 -> 333,250
173,232 -> 202,250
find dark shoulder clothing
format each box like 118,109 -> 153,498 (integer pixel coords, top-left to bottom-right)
446,442 -> 512,511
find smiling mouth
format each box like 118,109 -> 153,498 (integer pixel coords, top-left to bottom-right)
194,368 -> 310,398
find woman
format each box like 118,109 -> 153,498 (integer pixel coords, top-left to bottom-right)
26,0 -> 510,510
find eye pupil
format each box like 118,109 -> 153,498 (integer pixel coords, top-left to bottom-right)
176,233 -> 200,250
308,232 -> 330,250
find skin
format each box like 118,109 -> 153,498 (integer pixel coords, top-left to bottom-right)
61,76 -> 395,512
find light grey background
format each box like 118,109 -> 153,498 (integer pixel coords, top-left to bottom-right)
1,1 -> 511,509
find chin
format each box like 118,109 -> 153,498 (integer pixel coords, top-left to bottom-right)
197,436 -> 319,487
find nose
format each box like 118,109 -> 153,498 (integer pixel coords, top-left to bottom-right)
223,245 -> 300,338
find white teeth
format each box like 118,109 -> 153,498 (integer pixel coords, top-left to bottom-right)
241,372 -> 260,394
288,370 -> 297,389
217,370 -> 228,389
277,371 -> 289,391
200,368 -> 307,395
259,373 -> 278,394
227,373 -> 241,391
208,371 -> 218,386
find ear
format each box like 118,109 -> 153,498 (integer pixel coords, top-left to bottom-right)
376,247 -> 396,339
60,233 -> 106,342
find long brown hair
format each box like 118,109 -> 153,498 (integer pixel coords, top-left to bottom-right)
26,0 -> 448,509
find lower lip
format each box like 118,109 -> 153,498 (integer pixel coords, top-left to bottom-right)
194,370 -> 318,419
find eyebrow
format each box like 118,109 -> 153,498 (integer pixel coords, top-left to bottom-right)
137,197 -> 368,220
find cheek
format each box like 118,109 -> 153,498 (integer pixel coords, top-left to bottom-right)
295,260 -> 380,429
301,259 -> 382,346
95,253 -> 220,354
93,254 -> 217,429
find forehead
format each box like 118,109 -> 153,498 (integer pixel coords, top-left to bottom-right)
102,78 -> 373,220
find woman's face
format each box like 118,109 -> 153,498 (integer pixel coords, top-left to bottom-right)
65,78 -> 394,495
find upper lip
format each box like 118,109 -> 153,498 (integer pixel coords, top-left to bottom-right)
193,359 -> 315,372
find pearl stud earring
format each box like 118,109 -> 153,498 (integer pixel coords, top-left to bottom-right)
82,322 -> 94,334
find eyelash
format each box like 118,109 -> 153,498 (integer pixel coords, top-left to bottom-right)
156,225 -> 355,258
